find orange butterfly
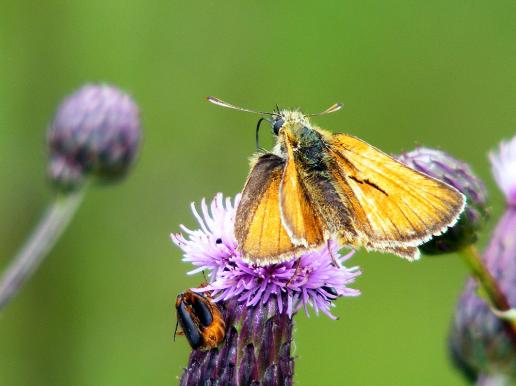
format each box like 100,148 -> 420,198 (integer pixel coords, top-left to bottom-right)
208,97 -> 466,265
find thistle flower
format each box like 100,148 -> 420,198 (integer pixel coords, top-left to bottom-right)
48,84 -> 141,191
172,193 -> 360,319
449,135 -> 516,384
398,147 -> 489,254
172,193 -> 361,384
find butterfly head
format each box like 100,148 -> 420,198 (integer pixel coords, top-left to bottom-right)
271,111 -> 309,136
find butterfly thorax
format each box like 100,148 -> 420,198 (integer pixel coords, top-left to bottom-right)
274,111 -> 333,171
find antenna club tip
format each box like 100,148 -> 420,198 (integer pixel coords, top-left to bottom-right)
206,96 -> 224,107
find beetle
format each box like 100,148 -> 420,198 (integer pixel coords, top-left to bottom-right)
174,289 -> 225,351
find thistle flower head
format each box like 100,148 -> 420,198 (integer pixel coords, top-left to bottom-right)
449,209 -> 516,381
47,84 -> 141,191
398,147 -> 488,254
490,135 -> 516,207
449,136 -> 516,382
171,193 -> 361,319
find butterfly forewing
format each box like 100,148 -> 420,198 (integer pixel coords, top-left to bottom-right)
327,133 -> 466,258
235,153 -> 306,264
279,132 -> 327,248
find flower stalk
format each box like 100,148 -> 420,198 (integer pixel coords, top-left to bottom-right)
459,245 -> 516,345
0,187 -> 86,310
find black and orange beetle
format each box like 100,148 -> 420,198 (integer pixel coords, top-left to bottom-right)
174,289 -> 225,351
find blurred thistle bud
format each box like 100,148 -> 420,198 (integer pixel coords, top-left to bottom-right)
0,84 -> 141,310
398,147 -> 489,255
47,84 -> 141,192
449,135 -> 516,383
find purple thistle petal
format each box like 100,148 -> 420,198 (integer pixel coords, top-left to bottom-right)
490,135 -> 516,207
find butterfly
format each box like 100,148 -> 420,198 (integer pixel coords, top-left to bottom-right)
207,96 -> 466,265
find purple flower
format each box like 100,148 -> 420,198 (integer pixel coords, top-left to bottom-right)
490,135 -> 516,207
171,193 -> 361,319
173,193 -> 360,385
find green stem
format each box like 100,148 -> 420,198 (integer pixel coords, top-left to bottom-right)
0,188 -> 86,311
460,245 -> 516,346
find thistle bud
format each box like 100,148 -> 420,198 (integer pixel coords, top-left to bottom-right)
47,84 -> 141,191
398,147 -> 489,255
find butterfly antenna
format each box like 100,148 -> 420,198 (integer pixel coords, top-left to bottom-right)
255,117 -> 267,150
207,96 -> 274,116
307,103 -> 343,117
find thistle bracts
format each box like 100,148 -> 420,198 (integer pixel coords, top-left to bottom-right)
180,298 -> 294,386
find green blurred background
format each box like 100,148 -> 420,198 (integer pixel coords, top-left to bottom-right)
0,1 -> 514,385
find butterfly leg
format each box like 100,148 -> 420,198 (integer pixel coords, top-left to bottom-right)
286,257 -> 303,286
327,239 -> 339,267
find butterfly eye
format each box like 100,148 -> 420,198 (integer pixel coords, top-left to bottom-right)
272,118 -> 284,135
